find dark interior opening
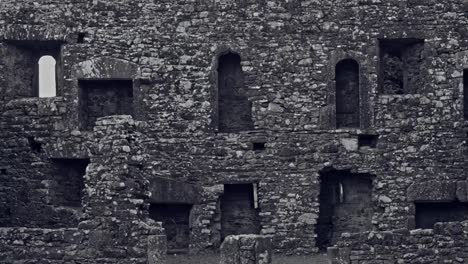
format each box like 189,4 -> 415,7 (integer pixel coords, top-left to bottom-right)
79,79 -> 134,130
220,184 -> 260,241
217,52 -> 253,132
4,40 -> 62,98
415,202 -> 468,229
0,169 -> 6,175
316,170 -> 373,251
336,59 -> 360,128
149,203 -> 192,252
77,33 -> 86,43
252,142 -> 266,151
358,134 -> 379,148
51,158 -> 90,208
379,38 -> 424,94
464,70 -> 468,120
28,137 -> 43,153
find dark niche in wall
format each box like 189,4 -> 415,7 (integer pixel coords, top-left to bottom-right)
252,142 -> 266,152
217,52 -> 253,132
336,59 -> 360,128
79,79 -> 134,130
3,40 -> 62,98
220,184 -> 259,241
358,134 -> 379,149
379,38 -> 424,94
51,158 -> 89,208
316,170 -> 374,251
415,202 -> 468,229
28,137 -> 43,153
149,203 -> 192,252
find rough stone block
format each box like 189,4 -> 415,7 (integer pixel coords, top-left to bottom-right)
147,235 -> 167,264
407,181 -> 457,202
220,235 -> 272,264
327,247 -> 350,264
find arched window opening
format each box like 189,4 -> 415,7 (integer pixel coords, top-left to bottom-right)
217,52 -> 253,132
38,55 -> 57,97
336,59 -> 360,128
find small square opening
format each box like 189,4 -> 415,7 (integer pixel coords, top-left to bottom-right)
358,134 -> 379,148
28,137 -> 43,153
4,40 -> 62,98
79,79 -> 134,130
77,33 -> 86,44
252,142 -> 266,151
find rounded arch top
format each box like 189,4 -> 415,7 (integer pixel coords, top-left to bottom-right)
336,58 -> 360,68
38,55 -> 56,65
74,57 -> 139,80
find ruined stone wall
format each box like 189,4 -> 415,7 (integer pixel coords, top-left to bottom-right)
0,0 -> 467,258
0,228 -> 80,263
331,221 -> 468,263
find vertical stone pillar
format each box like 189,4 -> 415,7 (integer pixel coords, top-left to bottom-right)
220,235 -> 272,264
80,115 -> 164,262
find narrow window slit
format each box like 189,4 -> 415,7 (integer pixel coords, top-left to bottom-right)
336,59 -> 360,128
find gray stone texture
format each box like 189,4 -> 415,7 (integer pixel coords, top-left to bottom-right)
0,0 -> 467,263
332,221 -> 468,263
220,235 -> 272,264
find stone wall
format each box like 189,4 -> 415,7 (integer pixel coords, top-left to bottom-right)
0,0 -> 467,258
330,221 -> 468,263
0,227 -> 79,263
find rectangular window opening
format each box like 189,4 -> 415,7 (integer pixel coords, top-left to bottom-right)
415,202 -> 468,229
220,183 -> 260,241
51,158 -> 90,208
149,203 -> 192,253
79,79 -> 134,130
379,38 -> 424,94
316,170 -> 373,252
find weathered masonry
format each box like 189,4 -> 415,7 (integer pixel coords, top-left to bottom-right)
1,1 -> 468,264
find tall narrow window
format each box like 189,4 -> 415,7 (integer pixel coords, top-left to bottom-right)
464,70 -> 468,120
217,52 -> 253,132
38,55 -> 57,97
336,59 -> 360,128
